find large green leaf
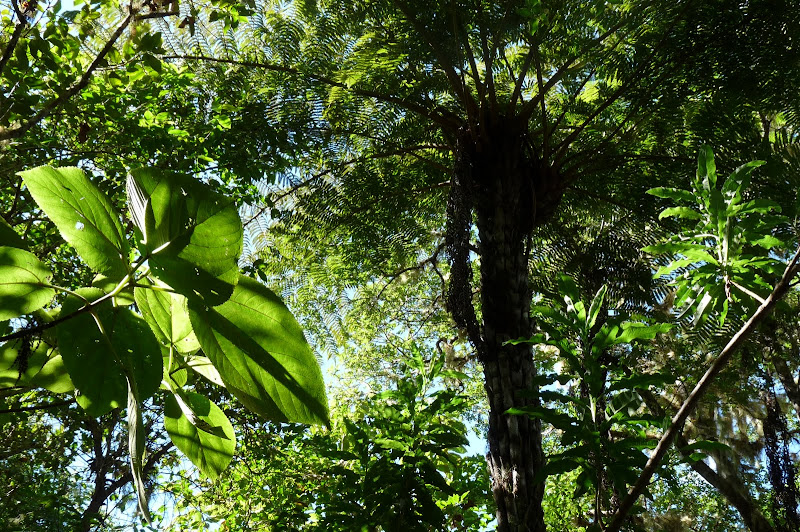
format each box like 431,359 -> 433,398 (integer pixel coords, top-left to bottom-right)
27,354 -> 74,393
57,289 -> 162,416
18,166 -> 128,278
128,168 -> 242,305
164,391 -> 235,479
135,284 -> 200,353
721,160 -> 764,205
646,187 -> 696,204
189,275 -> 329,426
586,285 -> 607,331
614,323 -> 672,344
150,256 -> 239,307
696,145 -> 717,192
0,337 -> 50,387
0,335 -> 73,393
186,354 -> 225,386
658,207 -> 702,220
0,246 -> 55,320
0,218 -> 26,249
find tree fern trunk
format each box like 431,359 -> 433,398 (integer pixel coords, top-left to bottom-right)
476,117 -> 558,531
477,188 -> 546,531
482,341 -> 545,531
447,115 -> 562,531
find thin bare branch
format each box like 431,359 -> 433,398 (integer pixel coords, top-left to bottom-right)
479,21 -> 498,113
0,398 -> 74,414
607,244 -> 800,531
0,8 -> 137,142
0,0 -> 29,80
135,10 -> 178,20
532,44 -> 549,161
511,47 -> 535,108
375,242 -> 446,301
451,6 -> 485,104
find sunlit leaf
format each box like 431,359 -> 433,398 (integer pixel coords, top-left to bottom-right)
186,354 -> 225,386
721,160 -> 764,205
586,285 -> 607,331
189,275 -> 329,426
658,207 -> 702,220
135,284 -> 201,353
164,391 -> 235,479
613,323 -> 672,344
0,246 -> 55,320
646,187 -> 695,203
0,337 -> 50,387
128,168 -> 242,306
57,289 -> 162,416
28,354 -> 74,393
696,145 -> 716,191
19,166 -> 128,278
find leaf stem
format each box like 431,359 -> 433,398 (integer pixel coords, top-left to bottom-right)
730,280 -> 767,305
46,284 -> 90,302
0,254 -> 151,344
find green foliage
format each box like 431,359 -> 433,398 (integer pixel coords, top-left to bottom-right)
0,246 -> 55,320
3,0 -> 800,528
0,218 -> 27,249
166,350 -> 492,531
129,167 -> 243,306
0,406 -> 85,531
0,164 -> 328,522
19,166 -> 129,279
0,339 -> 74,393
57,288 -> 162,416
164,391 -> 236,480
510,275 -> 672,513
189,275 -> 329,426
645,147 -> 789,328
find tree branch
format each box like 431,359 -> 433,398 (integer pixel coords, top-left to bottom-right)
0,254 -> 150,343
638,389 -> 775,531
0,8 -> 138,142
510,47 -> 534,108
392,0 -> 479,122
0,398 -> 74,414
451,5 -> 485,106
607,244 -> 800,531
518,17 -> 629,121
0,0 -> 29,81
375,242 -> 446,302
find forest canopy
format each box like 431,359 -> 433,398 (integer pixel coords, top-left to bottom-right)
2,0 -> 800,531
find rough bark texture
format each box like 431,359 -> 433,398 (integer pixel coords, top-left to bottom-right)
447,115 -> 563,531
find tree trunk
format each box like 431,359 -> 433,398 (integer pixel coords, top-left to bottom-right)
445,115 -> 562,531
482,341 -> 545,531
477,161 -> 544,531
